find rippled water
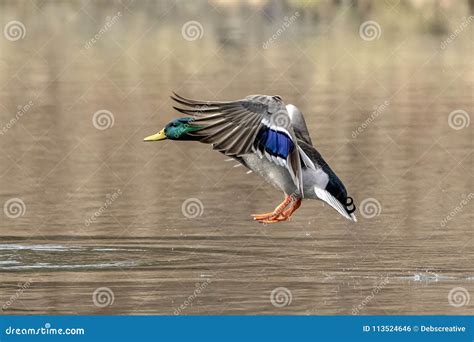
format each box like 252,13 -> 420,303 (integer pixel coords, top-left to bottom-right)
0,1 -> 472,315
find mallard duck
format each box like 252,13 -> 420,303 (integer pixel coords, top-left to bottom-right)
144,93 -> 356,223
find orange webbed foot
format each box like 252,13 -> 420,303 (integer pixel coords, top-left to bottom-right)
252,195 -> 301,224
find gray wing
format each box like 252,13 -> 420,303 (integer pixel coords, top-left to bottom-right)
171,93 -> 304,192
172,93 -> 280,156
286,104 -> 313,146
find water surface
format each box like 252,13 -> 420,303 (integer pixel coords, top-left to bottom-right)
0,1 -> 472,315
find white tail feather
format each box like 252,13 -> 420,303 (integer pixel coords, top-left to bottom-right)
314,187 -> 356,222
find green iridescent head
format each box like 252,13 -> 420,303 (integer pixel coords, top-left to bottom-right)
144,117 -> 202,142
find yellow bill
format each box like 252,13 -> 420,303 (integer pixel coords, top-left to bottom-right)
143,129 -> 167,141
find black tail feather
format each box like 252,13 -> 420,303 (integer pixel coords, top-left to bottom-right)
345,196 -> 356,214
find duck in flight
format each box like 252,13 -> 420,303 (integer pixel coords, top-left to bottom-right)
144,93 -> 356,224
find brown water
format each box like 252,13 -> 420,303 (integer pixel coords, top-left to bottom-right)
0,1 -> 472,315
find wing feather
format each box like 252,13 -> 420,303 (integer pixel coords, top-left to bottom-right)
172,93 -> 304,193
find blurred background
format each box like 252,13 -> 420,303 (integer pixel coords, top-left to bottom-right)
0,0 -> 472,315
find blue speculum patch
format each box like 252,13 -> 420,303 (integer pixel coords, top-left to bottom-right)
255,127 -> 294,159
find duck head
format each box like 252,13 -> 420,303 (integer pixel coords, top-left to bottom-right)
143,117 -> 202,142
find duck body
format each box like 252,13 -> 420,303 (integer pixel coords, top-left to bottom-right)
235,133 -> 356,222
228,104 -> 356,222
144,93 -> 356,223
299,140 -> 356,221
240,153 -> 299,196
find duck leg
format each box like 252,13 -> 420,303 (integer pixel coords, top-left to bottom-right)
281,197 -> 302,218
259,197 -> 302,224
252,195 -> 293,222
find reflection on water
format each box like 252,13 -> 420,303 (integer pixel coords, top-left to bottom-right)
0,1 -> 472,315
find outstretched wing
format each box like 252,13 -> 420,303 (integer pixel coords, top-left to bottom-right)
171,93 -> 304,192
